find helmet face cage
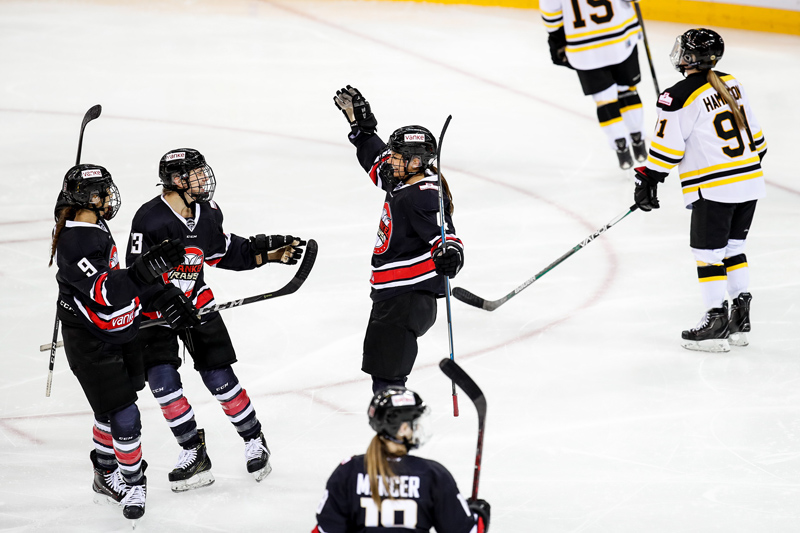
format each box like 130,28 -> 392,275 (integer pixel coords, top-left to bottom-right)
158,149 -> 216,203
368,388 -> 429,450
63,164 -> 121,221
670,28 -> 724,74
387,126 -> 437,177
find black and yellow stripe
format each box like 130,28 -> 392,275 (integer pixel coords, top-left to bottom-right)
679,157 -> 763,195
697,263 -> 726,283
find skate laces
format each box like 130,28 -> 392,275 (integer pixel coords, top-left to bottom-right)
174,447 -> 198,470
105,468 -> 127,494
244,436 -> 267,462
692,311 -> 712,331
121,484 -> 146,507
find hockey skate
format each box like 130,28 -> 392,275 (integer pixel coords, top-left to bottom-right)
244,432 -> 272,482
91,450 -> 127,506
121,476 -> 146,527
681,302 -> 730,353
169,428 -> 215,492
631,132 -> 647,162
729,292 -> 752,347
614,138 -> 634,170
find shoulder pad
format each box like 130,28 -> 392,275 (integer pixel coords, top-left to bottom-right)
657,74 -> 709,111
339,456 -> 354,466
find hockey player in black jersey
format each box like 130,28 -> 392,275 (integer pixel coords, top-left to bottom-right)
633,29 -> 766,352
125,148 -> 305,491
50,164 -> 196,522
334,86 -> 465,394
314,387 -> 489,532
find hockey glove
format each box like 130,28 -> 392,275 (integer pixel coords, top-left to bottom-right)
132,239 -> 186,285
249,234 -> 306,266
333,85 -> 378,134
633,166 -> 661,212
548,28 -> 573,69
151,285 -> 200,330
469,499 -> 491,533
432,245 -> 463,278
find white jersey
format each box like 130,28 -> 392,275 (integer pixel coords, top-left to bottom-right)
540,0 -> 641,70
645,71 -> 767,207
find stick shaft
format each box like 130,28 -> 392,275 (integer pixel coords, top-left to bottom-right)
634,2 -> 660,97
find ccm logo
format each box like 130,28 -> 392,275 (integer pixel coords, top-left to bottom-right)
404,134 -> 425,142
112,311 -> 135,327
81,169 -> 102,178
166,152 -> 186,161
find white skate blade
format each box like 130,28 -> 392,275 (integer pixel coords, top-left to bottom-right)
730,332 -> 749,347
170,470 -> 215,493
252,462 -> 272,482
130,518 -> 141,530
681,338 -> 730,353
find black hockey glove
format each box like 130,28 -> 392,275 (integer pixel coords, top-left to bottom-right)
333,85 -> 378,134
469,499 -> 491,533
633,166 -> 661,212
249,234 -> 306,266
548,27 -> 573,69
151,285 -> 200,331
432,245 -> 463,278
132,239 -> 186,285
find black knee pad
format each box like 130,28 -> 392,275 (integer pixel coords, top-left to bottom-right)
110,403 -> 142,440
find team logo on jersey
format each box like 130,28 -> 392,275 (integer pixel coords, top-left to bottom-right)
165,152 -> 186,161
109,245 -> 120,270
81,169 -> 102,178
374,202 -> 392,255
658,92 -> 673,106
404,133 -> 425,142
163,246 -> 202,296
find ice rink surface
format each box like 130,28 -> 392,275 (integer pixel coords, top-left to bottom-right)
1,1 -> 799,531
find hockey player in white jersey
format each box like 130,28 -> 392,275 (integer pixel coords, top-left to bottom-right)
540,0 -> 645,169
633,29 -> 767,352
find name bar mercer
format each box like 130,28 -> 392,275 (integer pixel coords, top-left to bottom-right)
356,473 -> 421,499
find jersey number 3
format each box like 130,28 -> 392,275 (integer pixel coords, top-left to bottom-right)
361,497 -> 418,527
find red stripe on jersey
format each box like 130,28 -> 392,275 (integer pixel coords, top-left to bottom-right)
114,446 -> 142,466
92,426 -> 113,446
161,397 -> 191,421
371,259 -> 436,285
143,311 -> 160,320
311,527 -> 321,533
205,256 -> 223,266
369,154 -> 391,186
92,273 -> 109,306
195,288 -> 214,309
221,389 -> 251,417
83,297 -> 140,331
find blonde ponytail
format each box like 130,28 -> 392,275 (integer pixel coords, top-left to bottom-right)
707,70 -> 746,131
365,436 -> 397,508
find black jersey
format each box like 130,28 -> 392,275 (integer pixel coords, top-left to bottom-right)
349,131 -> 464,303
314,454 -> 478,533
55,219 -> 147,344
125,196 -> 257,321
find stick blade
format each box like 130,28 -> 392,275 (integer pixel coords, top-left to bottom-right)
439,358 -> 486,414
277,238 -> 318,296
452,287 -> 490,310
82,104 -> 102,127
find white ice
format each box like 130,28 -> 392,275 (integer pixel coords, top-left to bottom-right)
1,1 -> 799,531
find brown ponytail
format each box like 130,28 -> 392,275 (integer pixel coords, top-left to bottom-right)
708,70 -> 746,131
365,436 -> 404,508
430,165 -> 454,216
49,207 -> 76,266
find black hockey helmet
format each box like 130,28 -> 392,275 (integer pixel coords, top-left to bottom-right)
368,387 -> 429,449
158,148 -> 216,203
387,125 -> 437,172
61,164 -> 120,220
670,28 -> 724,74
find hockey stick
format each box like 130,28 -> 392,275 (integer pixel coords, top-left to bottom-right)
436,115 -> 459,417
452,205 -> 638,311
40,239 -> 318,351
439,358 -> 486,500
633,1 -> 660,97
46,104 -> 103,396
